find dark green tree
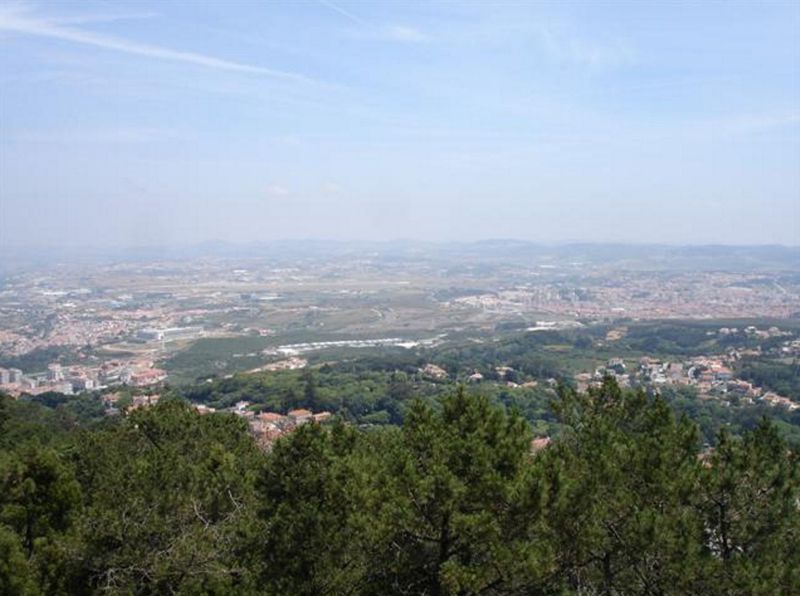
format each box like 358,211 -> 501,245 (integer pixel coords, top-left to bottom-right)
57,401 -> 262,594
699,420 -> 800,594
0,446 -> 80,558
0,394 -> 9,442
302,368 -> 318,411
254,421 -> 368,594
364,387 -> 542,594
544,377 -> 706,594
0,524 -> 37,596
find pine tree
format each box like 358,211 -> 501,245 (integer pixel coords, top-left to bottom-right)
57,400 -> 261,593
700,420 -> 800,594
364,387 -> 543,594
255,421 -> 367,594
545,377 -> 707,593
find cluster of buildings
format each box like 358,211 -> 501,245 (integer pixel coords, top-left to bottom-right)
0,360 -> 168,397
0,266 -> 230,380
94,391 -> 333,450
193,400 -> 332,449
100,392 -> 162,416
447,271 -> 800,320
420,363 -> 448,380
0,363 -> 89,396
575,352 -> 798,411
718,326 -> 800,357
0,313 -> 138,358
0,366 -> 25,386
248,356 -> 308,374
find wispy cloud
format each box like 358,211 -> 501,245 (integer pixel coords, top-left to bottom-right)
318,0 -> 429,44
317,0 -> 372,28
0,4 -> 315,82
43,11 -> 160,26
7,127 -> 171,144
536,25 -> 636,69
414,5 -> 633,68
346,24 -> 431,44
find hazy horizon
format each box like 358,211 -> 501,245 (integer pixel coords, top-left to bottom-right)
1,1 -> 799,248
3,237 -> 800,252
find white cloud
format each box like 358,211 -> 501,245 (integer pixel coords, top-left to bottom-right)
266,185 -> 291,197
0,4 -> 315,82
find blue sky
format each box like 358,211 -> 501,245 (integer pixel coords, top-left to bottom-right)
1,0 -> 798,247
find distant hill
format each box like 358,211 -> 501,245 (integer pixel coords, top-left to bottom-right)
2,240 -> 798,273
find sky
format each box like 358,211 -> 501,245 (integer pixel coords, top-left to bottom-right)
0,0 -> 799,248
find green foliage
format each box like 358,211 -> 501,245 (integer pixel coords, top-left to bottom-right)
365,388 -> 541,594
171,366 -> 560,434
659,384 -> 800,447
60,401 -> 261,593
0,378 -> 797,595
0,347 -> 73,375
737,357 -> 800,399
0,446 -> 81,558
26,393 -> 108,429
699,422 -> 800,593
625,323 -> 717,355
302,368 -> 319,411
546,378 -> 706,593
0,524 -> 37,596
0,394 -> 9,442
254,421 -> 367,594
0,393 -> 112,451
162,336 -> 274,382
0,397 -> 68,449
162,320 -> 800,447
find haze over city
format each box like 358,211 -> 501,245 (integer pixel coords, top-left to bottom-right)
1,0 -> 798,248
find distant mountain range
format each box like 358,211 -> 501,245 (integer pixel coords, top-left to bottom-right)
2,239 -> 799,273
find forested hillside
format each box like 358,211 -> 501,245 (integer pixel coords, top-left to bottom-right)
1,378 -> 798,595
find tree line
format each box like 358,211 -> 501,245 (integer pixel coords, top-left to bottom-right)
1,377 -> 798,594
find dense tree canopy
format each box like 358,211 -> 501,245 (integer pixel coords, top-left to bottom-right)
0,380 -> 798,595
